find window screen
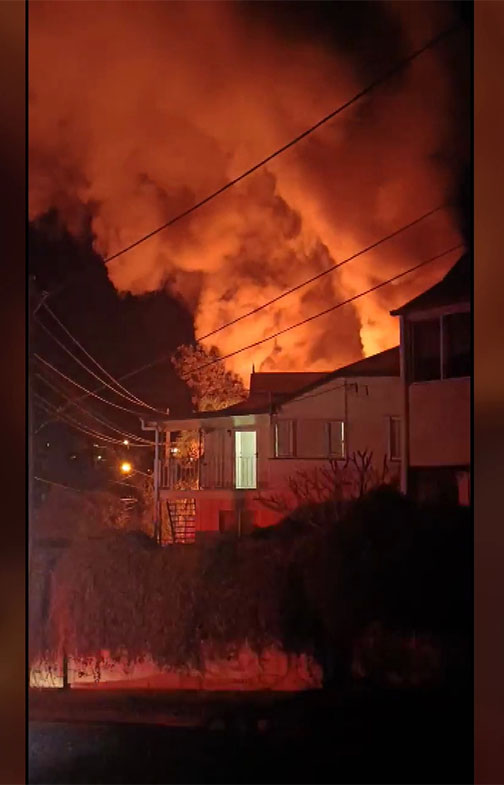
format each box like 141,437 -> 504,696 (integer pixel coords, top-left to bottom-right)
275,420 -> 294,457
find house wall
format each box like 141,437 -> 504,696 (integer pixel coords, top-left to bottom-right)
408,378 -> 470,466
263,376 -> 401,509
160,376 -> 401,532
160,489 -> 281,534
269,375 -> 401,474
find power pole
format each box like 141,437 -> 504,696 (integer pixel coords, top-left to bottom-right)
153,425 -> 160,544
28,276 -> 39,571
141,419 -> 162,544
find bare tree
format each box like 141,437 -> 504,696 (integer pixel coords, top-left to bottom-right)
258,449 -> 397,520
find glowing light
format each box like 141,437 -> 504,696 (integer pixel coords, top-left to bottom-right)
123,439 -> 129,446
120,461 -> 132,474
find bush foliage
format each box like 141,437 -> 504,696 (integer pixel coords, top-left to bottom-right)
30,487 -> 471,685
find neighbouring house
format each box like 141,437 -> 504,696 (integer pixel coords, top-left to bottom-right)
141,348 -> 401,543
391,253 -> 471,506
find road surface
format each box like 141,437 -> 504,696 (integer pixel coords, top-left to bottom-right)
29,687 -> 472,784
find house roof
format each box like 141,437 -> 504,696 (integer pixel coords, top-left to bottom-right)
176,371 -> 332,419
279,346 -> 400,403
390,253 -> 471,316
142,347 -> 400,428
249,371 -> 329,396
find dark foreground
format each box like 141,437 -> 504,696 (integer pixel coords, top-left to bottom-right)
29,687 -> 472,784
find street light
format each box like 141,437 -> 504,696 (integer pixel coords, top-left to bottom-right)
120,461 -> 132,475
123,439 -> 129,446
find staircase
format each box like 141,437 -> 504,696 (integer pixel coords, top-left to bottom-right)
165,499 -> 196,544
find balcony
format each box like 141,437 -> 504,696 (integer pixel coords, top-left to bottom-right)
160,454 -> 257,491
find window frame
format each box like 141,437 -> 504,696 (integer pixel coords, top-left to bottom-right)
328,419 -> 346,460
408,305 -> 470,384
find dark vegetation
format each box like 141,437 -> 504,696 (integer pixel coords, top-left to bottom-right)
30,486 -> 471,690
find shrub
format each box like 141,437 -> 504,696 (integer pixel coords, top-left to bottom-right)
31,487 -> 471,688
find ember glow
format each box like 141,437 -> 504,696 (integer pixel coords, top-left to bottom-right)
29,1 -> 466,378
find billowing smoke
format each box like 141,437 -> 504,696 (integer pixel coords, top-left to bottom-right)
29,1 -> 466,378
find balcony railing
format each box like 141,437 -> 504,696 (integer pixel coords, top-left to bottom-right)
160,459 -> 200,490
160,455 -> 257,491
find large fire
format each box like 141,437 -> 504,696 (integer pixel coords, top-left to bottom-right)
29,1 -> 466,379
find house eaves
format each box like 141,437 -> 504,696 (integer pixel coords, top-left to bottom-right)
390,253 -> 470,317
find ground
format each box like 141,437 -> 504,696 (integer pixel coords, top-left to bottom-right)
29,687 -> 472,784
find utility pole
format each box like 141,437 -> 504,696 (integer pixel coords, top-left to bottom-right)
141,418 -> 163,544
153,425 -> 160,544
28,275 -> 39,572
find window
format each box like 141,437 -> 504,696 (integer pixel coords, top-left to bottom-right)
328,420 -> 345,459
410,310 -> 471,382
296,420 -> 327,458
234,431 -> 257,489
411,318 -> 441,381
274,420 -> 294,458
443,311 -> 471,379
388,417 -> 401,460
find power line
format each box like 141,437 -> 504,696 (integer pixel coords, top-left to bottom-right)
38,303 -> 166,414
34,314 -> 149,410
81,202 -> 450,392
33,354 -> 145,416
34,24 -> 462,405
33,388 -> 155,447
185,244 -> 464,376
197,204 -> 446,342
33,393 -> 135,446
34,314 -> 162,412
33,373 -> 155,444
42,23 -> 460,306
33,476 -> 84,493
102,25 -> 459,266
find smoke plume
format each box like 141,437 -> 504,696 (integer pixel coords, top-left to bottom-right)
29,1 -> 467,378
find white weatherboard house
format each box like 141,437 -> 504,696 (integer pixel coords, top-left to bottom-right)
391,254 -> 471,505
143,348 -> 402,542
